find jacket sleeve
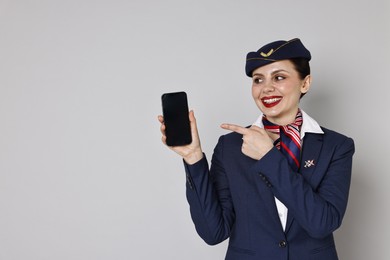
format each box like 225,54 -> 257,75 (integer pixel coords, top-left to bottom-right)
253,135 -> 355,239
184,136 -> 235,245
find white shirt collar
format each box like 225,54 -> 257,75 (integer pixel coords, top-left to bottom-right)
252,109 -> 324,139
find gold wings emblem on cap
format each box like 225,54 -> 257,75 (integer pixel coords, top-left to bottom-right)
260,49 -> 274,57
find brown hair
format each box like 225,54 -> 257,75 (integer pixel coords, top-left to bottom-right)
289,58 -> 310,98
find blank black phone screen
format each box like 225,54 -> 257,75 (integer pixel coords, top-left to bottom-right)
161,91 -> 192,146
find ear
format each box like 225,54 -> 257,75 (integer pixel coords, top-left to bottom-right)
300,75 -> 312,94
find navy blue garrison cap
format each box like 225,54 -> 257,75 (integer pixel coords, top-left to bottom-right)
245,38 -> 311,77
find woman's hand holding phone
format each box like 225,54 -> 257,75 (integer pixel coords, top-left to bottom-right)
158,110 -> 203,165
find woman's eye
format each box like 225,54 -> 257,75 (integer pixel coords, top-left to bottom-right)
253,78 -> 263,84
275,76 -> 285,81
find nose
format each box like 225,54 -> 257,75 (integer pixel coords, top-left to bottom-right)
262,79 -> 275,93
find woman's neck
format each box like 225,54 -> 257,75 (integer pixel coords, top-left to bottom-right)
265,108 -> 299,126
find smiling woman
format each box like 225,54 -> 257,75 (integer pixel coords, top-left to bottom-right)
158,38 -> 355,260
250,59 -> 311,125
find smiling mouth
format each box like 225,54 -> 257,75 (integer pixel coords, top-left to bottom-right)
261,96 -> 282,108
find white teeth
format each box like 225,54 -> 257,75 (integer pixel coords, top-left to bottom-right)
263,98 -> 281,104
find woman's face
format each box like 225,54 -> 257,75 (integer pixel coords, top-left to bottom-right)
251,60 -> 311,125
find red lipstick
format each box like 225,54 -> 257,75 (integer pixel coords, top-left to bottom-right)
261,96 -> 282,108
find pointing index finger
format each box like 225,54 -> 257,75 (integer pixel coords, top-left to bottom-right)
220,123 -> 248,135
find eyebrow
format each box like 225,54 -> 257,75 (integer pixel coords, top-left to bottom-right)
252,69 -> 290,77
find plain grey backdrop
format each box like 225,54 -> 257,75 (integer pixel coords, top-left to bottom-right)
0,0 -> 389,259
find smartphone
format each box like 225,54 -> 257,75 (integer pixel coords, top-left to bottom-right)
161,91 -> 192,146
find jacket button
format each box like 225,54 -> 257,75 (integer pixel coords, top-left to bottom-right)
279,240 -> 287,248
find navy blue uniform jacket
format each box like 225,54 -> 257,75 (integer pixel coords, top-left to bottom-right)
184,127 -> 354,260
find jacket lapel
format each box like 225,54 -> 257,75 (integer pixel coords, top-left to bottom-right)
285,133 -> 324,233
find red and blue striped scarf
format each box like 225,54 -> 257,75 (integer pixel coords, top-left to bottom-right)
262,109 -> 303,171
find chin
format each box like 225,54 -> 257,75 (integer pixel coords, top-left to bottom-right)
262,108 -> 280,117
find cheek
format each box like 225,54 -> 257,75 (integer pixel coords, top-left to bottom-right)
286,91 -> 302,105
251,86 -> 260,98
279,84 -> 301,97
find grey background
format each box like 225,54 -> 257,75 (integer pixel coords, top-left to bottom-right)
0,0 -> 389,259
